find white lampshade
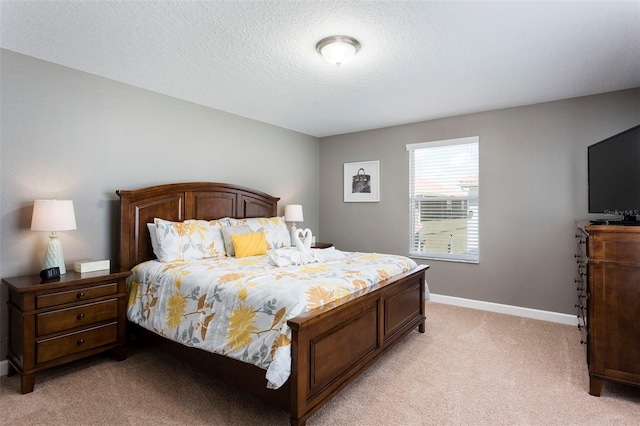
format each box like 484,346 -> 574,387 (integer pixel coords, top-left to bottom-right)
31,200 -> 76,275
284,205 -> 304,223
316,35 -> 361,66
31,200 -> 77,231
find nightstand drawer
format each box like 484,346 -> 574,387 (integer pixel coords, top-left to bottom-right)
36,299 -> 118,336
37,322 -> 118,364
36,282 -> 118,309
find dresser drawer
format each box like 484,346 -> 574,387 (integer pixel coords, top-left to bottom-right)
36,282 -> 118,309
36,299 -> 118,336
37,322 -> 118,364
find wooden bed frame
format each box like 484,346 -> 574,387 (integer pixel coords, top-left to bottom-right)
117,182 -> 428,426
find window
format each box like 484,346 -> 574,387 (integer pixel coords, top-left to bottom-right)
407,137 -> 479,263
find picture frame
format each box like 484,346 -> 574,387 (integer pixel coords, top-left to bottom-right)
344,160 -> 380,202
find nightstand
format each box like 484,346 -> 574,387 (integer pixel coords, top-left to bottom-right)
311,242 -> 333,249
2,269 -> 131,394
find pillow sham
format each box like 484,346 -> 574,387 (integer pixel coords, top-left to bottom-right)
147,223 -> 160,258
232,231 -> 267,258
153,218 -> 227,262
228,216 -> 290,250
221,225 -> 251,257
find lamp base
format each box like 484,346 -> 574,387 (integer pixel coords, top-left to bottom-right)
43,235 -> 67,274
290,223 -> 298,247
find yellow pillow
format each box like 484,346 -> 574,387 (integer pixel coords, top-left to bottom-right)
231,231 -> 267,258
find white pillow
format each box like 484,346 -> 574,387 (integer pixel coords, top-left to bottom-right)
147,223 -> 160,259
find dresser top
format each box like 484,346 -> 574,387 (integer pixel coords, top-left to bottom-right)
577,220 -> 640,234
2,269 -> 131,292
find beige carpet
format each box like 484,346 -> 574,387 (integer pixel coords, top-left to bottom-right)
1,302 -> 639,425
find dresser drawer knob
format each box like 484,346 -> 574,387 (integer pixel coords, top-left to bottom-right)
77,292 -> 85,299
77,338 -> 85,346
77,313 -> 85,320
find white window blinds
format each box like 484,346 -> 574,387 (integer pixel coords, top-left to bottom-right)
407,137 -> 479,263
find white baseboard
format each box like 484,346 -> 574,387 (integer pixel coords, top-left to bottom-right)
0,360 -> 8,377
429,293 -> 579,326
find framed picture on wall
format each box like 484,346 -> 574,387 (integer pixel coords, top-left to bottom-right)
344,160 -> 380,202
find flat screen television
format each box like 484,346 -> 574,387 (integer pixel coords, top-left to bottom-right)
588,124 -> 640,224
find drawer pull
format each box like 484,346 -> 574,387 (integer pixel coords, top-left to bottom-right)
77,338 -> 85,346
77,313 -> 85,320
77,292 -> 85,299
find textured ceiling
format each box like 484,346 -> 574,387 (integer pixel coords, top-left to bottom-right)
2,1 -> 639,137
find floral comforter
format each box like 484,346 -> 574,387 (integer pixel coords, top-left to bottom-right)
126,250 -> 417,389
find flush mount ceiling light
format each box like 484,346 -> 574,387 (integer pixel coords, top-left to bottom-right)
316,35 -> 361,67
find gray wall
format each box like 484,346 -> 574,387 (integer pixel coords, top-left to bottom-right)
0,50 -> 319,360
319,88 -> 640,314
2,47 -> 638,365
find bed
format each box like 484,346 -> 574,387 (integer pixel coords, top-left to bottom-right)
118,182 -> 428,426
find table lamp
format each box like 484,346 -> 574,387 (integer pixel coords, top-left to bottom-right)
284,204 -> 303,246
31,199 -> 77,274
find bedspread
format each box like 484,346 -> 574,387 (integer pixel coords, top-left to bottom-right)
126,250 -> 417,389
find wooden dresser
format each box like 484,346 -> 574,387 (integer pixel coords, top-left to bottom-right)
2,269 -> 130,393
576,222 -> 640,396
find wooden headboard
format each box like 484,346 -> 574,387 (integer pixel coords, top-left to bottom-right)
117,182 -> 279,270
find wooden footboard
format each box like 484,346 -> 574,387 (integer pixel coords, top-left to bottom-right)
128,264 -> 426,426
287,265 -> 427,426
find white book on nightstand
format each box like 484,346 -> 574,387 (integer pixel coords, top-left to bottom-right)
74,259 -> 110,273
